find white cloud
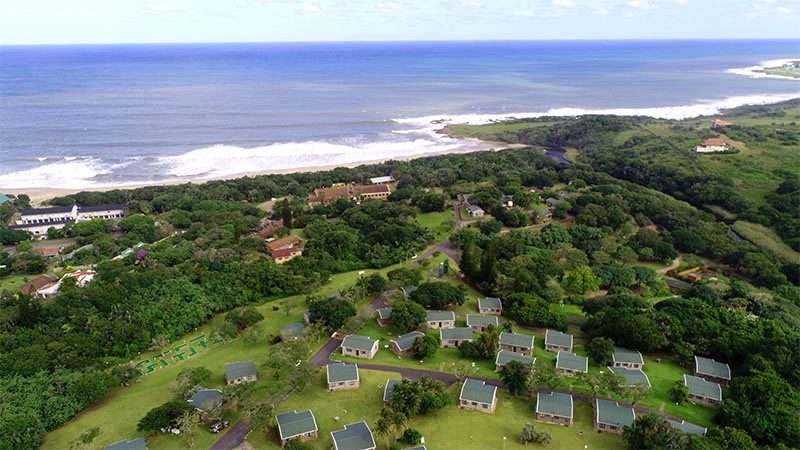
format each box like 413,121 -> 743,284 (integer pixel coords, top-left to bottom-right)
776,6 -> 792,14
379,1 -> 402,13
627,0 -> 646,8
674,0 -> 688,4
552,0 -> 574,7
302,4 -> 322,13
521,9 -> 534,16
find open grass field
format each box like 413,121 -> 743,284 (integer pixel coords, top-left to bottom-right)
415,209 -> 455,241
732,220 -> 800,264
0,273 -> 38,292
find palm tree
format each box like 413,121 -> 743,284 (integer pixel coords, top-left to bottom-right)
374,417 -> 391,449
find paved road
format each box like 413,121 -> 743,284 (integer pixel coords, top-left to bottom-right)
209,420 -> 248,450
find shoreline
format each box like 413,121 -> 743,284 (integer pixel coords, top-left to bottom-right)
2,139 -> 522,206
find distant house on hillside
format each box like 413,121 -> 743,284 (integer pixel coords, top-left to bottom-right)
669,419 -> 707,437
710,119 -> 732,128
0,193 -> 11,206
498,332 -> 534,356
425,310 -> 455,329
611,347 -> 644,369
340,335 -> 379,359
465,205 -> 484,218
104,438 -> 148,450
494,350 -> 535,372
608,366 -> 651,387
18,275 -> 54,297
331,421 -> 376,450
535,392 -> 573,426
369,176 -> 395,185
693,356 -> 731,386
308,184 -> 390,204
225,361 -> 257,385
544,329 -> 573,353
440,327 -> 473,348
694,138 -> 729,153
383,378 -> 401,404
390,331 -> 424,358
11,203 -> 125,236
275,409 -> 319,448
594,399 -> 634,434
188,389 -> 223,414
327,363 -> 359,391
466,314 -> 498,333
684,374 -> 722,408
459,378 -> 497,413
556,351 -> 588,377
280,322 -> 306,341
376,307 -> 393,327
478,297 -> 502,315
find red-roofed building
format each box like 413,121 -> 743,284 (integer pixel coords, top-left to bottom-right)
272,247 -> 303,264
18,275 -> 54,297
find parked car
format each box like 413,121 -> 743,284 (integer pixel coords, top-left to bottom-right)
210,420 -> 229,433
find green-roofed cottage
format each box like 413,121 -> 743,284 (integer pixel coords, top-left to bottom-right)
611,347 -> 644,369
459,378 -> 497,413
669,419 -> 707,436
594,399 -> 635,434
275,409 -> 319,447
535,391 -> 573,426
331,420 -> 376,450
425,310 -> 455,329
376,306 -> 393,327
478,297 -> 502,315
0,193 -> 11,206
104,438 -> 147,450
340,334 -> 379,359
383,378 -> 401,403
495,350 -> 535,372
499,332 -> 534,356
390,331 -> 424,358
327,363 -> 360,391
608,366 -> 651,387
544,329 -> 573,353
224,360 -> 257,385
466,314 -> 498,333
684,374 -> 722,407
556,351 -> 588,376
693,355 -> 731,386
439,327 -> 473,348
187,388 -> 223,414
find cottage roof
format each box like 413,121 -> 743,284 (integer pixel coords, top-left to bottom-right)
466,314 -> 498,327
266,234 -> 302,251
10,218 -> 75,230
78,204 -> 126,212
545,329 -> 573,349
612,347 -> 644,365
276,409 -> 318,441
376,307 -> 393,320
426,310 -> 455,322
545,197 -> 560,205
187,389 -> 223,413
499,332 -> 534,349
0,193 -> 10,205
271,247 -> 301,259
684,374 -> 722,401
327,363 -> 359,383
370,176 -> 395,184
18,275 -> 54,295
694,356 -> 731,381
440,327 -> 473,341
391,331 -> 425,352
352,184 -> 390,195
331,421 -> 376,450
21,205 -> 74,215
668,419 -> 707,436
460,378 -> 497,405
478,297 -> 502,310
280,322 -> 306,338
701,138 -> 728,147
608,366 -> 651,387
225,361 -> 257,380
556,351 -> 588,373
536,392 -> 573,419
495,350 -> 535,368
466,205 -> 484,213
595,399 -> 635,427
341,335 -> 378,352
383,378 -> 401,402
104,438 -> 147,450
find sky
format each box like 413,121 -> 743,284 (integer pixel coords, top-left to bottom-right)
0,0 -> 798,45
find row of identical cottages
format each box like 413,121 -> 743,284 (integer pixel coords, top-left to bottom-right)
10,204 -> 126,235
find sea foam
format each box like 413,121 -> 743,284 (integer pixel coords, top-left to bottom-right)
0,158 -> 111,189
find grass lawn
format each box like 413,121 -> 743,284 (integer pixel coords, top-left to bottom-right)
551,303 -> 585,318
415,209 -> 455,241
638,355 -> 716,427
0,273 -> 38,292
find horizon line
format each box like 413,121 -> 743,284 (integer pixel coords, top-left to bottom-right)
2,37 -> 798,47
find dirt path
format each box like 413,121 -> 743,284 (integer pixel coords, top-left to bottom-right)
657,257 -> 681,274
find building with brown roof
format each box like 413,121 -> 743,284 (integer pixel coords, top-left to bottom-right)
308,184 -> 390,204
352,184 -> 390,200
267,235 -> 302,252
18,275 -> 54,297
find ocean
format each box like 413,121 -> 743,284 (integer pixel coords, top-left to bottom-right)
1,40 -> 798,190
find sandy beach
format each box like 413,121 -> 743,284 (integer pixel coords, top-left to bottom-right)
2,137 -> 523,206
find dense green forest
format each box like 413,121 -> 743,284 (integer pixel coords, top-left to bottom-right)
1,102 -> 799,449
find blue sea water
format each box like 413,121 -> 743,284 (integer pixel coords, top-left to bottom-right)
1,40 -> 798,189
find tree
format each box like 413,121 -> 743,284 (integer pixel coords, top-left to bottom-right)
501,360 -> 532,396
171,367 -> 213,399
374,417 -> 392,449
520,423 -> 552,446
412,335 -> 438,360
586,337 -> 615,365
616,246 -> 639,267
703,427 -> 757,450
530,359 -> 563,394
69,427 -> 101,450
386,267 -> 422,288
475,324 -> 500,359
622,413 -> 685,450
409,281 -> 466,309
620,383 -> 650,407
451,360 -> 478,382
176,410 -> 200,448
225,307 -> 264,330
579,370 -> 623,402
283,438 -> 314,450
562,265 -> 601,294
416,192 -> 447,212
669,381 -> 688,404
401,428 -> 422,445
307,297 -> 356,330
137,399 -> 193,432
390,301 -> 426,333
